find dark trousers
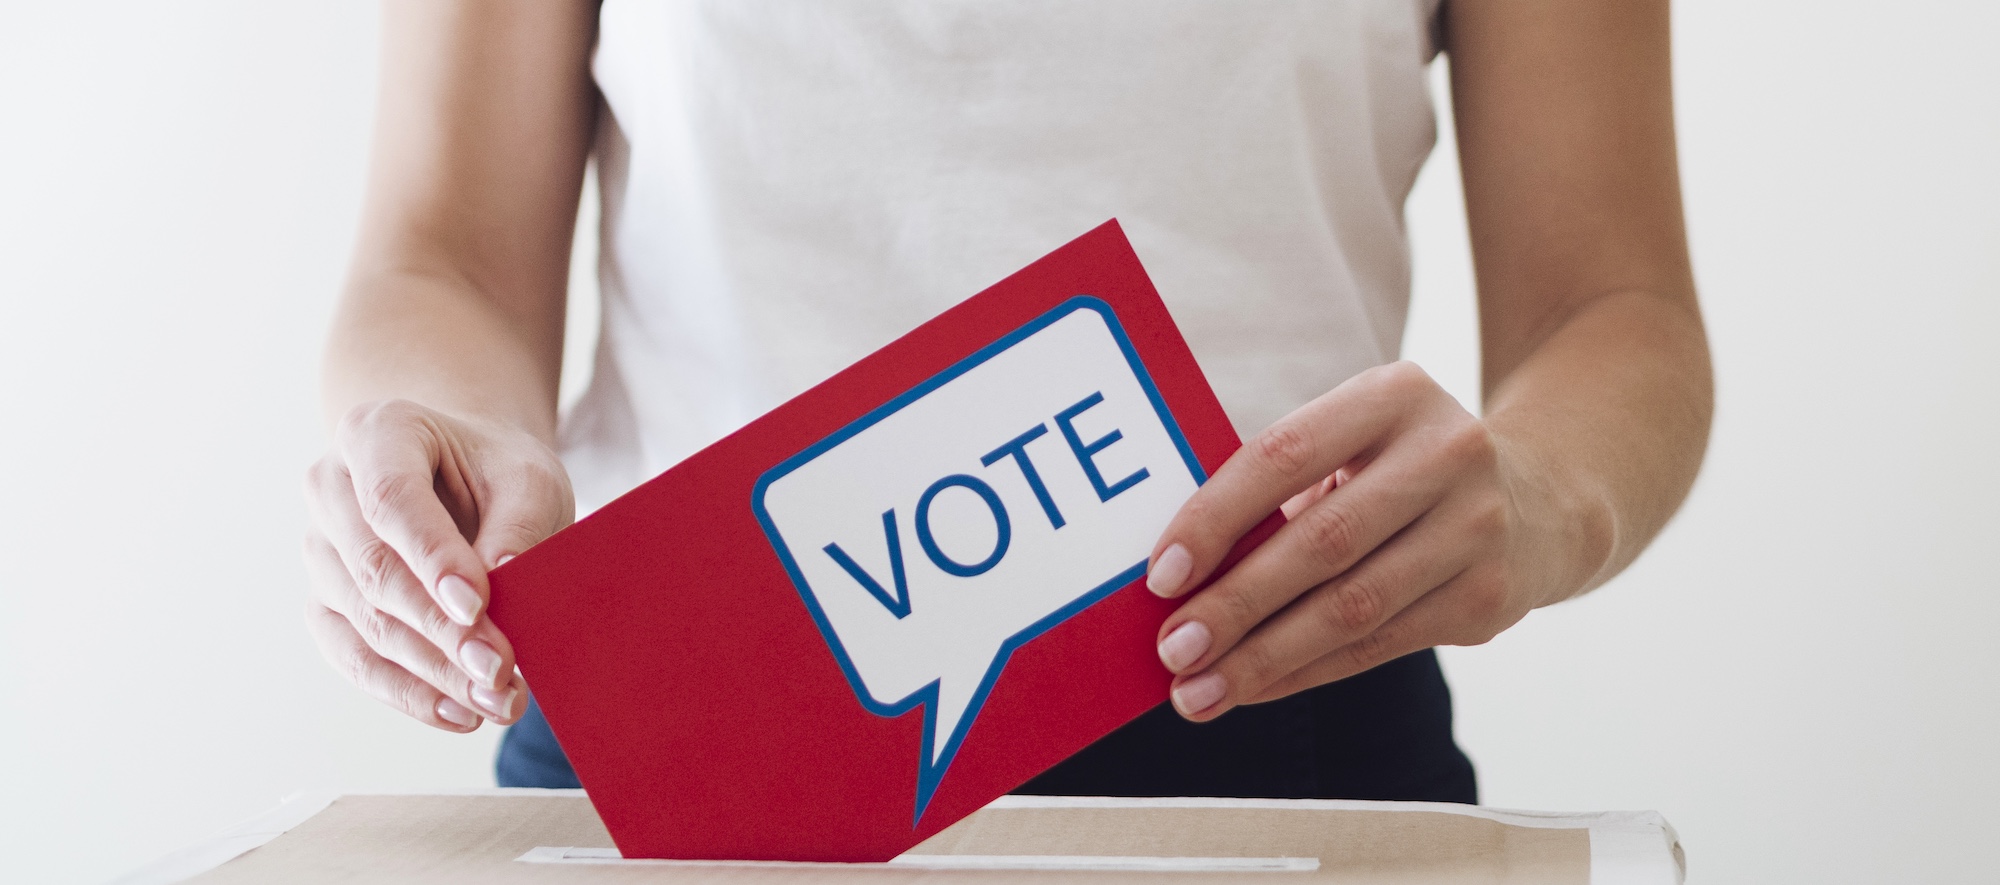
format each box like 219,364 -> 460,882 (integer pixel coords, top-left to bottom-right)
498,648 -> 1475,804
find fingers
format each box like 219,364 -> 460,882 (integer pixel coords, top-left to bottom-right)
335,401 -> 493,625
1155,440 -> 1452,677
1146,362 -> 1432,599
466,456 -> 573,568
1160,510 -> 1471,720
303,534 -> 524,724
303,462 -> 519,694
1244,566 -> 1510,705
1141,362 -> 1523,720
300,399 -> 566,734
306,603 -> 481,732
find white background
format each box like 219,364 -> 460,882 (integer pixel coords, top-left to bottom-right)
0,3 -> 1993,883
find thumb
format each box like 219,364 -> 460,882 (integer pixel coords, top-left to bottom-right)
469,458 -> 574,569
337,401 -> 492,616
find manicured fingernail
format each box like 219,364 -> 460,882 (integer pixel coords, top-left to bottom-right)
1157,621 -> 1212,672
496,554 -> 515,567
436,575 -> 481,626
471,683 -> 516,720
459,639 -> 504,688
1171,672 -> 1227,716
1148,544 -> 1193,597
436,696 -> 479,729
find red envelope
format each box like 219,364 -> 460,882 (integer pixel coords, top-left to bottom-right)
488,220 -> 1279,861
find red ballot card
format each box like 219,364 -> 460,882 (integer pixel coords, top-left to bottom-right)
488,220 -> 1280,861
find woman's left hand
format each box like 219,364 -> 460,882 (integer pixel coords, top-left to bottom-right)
1146,360 -> 1601,720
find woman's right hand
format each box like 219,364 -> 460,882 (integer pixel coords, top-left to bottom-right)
302,400 -> 574,732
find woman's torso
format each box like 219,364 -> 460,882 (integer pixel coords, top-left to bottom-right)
561,0 -> 1443,514
507,0 -> 1473,803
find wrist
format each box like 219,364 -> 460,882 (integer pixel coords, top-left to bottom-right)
1490,424 -> 1618,608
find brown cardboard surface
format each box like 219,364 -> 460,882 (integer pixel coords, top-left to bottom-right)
185,794 -> 1588,884
919,804 -> 1587,883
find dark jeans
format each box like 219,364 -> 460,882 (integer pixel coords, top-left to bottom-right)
498,647 -> 1475,803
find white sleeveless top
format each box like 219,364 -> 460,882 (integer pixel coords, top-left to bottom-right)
563,0 -> 1441,514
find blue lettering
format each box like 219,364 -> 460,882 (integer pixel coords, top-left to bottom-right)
915,474 -> 1012,577
979,423 -> 1066,530
822,509 -> 912,619
1054,391 -> 1150,503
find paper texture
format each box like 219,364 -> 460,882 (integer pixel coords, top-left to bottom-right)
486,221 -> 1280,860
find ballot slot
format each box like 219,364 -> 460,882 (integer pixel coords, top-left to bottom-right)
517,846 -> 1321,872
752,296 -> 1205,820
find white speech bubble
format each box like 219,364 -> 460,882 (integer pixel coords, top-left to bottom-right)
753,297 -> 1205,823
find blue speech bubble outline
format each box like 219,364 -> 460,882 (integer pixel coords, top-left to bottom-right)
749,296 -> 1207,826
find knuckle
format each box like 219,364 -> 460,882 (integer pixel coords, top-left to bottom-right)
1248,423 -> 1317,478
487,516 -> 551,549
389,677 -> 434,720
350,537 -> 405,597
1458,570 -> 1513,627
418,652 -> 464,695
1452,612 -> 1505,646
402,528 -> 454,574
1466,496 -> 1508,540
1458,626 -> 1502,647
1174,493 -> 1223,543
1440,420 -> 1498,470
334,402 -> 371,438
337,400 -> 440,461
302,459 -> 353,509
516,457 -> 566,492
1343,628 -> 1395,671
338,399 -> 391,440
306,609 -> 384,690
327,633 -> 373,688
1297,503 -> 1364,568
355,472 -> 424,526
510,457 -> 580,529
1320,575 -> 1385,635
352,398 -> 423,433
350,606 -> 398,651
1204,585 -> 1267,636
1225,641 -> 1283,691
1379,360 -> 1432,392
532,462 -> 579,521
301,459 -> 329,499
415,604 -> 460,644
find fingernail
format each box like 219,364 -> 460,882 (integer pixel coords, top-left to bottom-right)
1148,544 -> 1193,597
436,575 -> 481,626
496,554 -> 515,567
459,639 -> 504,688
471,683 -> 516,720
436,696 -> 479,729
1157,621 -> 1212,672
1171,672 -> 1227,716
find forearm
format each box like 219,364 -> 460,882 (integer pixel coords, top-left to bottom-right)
320,0 -> 600,443
321,266 -> 563,444
1482,288 -> 1713,604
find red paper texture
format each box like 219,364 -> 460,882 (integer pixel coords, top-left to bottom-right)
488,221 -> 1279,861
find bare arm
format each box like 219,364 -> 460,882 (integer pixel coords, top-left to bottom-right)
1145,0 -> 1712,718
1450,0 -> 1711,597
303,0 -> 599,732
326,0 -> 598,438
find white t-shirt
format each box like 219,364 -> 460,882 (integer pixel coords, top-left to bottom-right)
563,0 -> 1442,515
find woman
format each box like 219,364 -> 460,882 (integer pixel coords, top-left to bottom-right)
302,0 -> 1710,803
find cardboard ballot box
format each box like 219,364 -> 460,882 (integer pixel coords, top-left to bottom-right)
117,790 -> 1684,884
